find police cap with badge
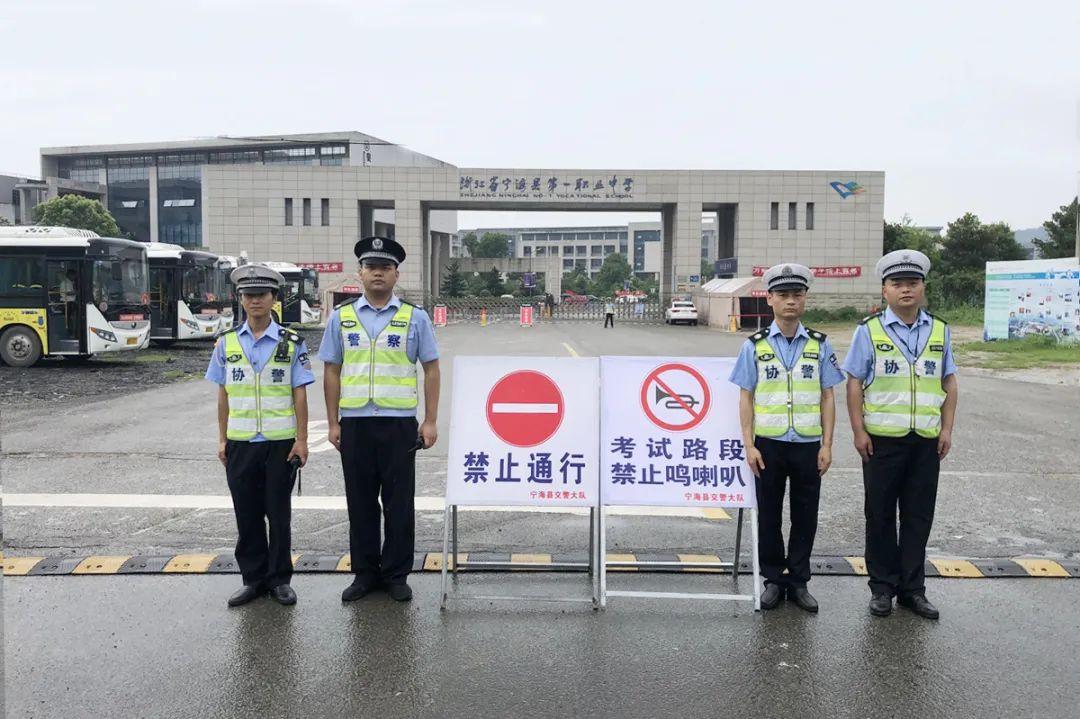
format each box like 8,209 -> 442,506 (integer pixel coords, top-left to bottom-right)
230,263 -> 284,294
354,236 -> 406,266
876,249 -> 931,282
763,263 -> 813,293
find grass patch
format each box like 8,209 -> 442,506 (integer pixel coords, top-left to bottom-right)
802,307 -> 867,324
931,303 -> 983,326
957,335 -> 1080,369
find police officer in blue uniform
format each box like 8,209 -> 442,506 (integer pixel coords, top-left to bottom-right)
319,237 -> 441,603
842,250 -> 959,620
729,263 -> 845,612
206,264 -> 314,607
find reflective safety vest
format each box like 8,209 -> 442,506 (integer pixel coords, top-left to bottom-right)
338,302 -> 418,410
752,330 -> 824,438
223,330 -> 297,441
862,315 -> 947,438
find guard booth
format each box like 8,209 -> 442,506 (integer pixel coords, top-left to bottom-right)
694,276 -> 766,330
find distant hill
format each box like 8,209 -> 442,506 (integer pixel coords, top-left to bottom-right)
1014,227 -> 1048,258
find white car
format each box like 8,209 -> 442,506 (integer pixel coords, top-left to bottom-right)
665,300 -> 699,326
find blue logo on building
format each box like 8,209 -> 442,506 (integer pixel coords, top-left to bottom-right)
830,181 -> 866,199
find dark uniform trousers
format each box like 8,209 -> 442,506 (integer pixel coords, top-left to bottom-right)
340,416 -> 417,586
754,437 -> 822,588
225,439 -> 296,589
862,432 -> 940,598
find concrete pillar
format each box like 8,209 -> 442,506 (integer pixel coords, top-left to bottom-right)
148,165 -> 159,243
674,200 -> 703,295
661,204 -> 675,299
393,199 -> 425,300
430,230 -> 443,299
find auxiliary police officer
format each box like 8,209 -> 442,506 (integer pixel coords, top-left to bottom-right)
728,263 -> 845,612
206,264 -> 314,607
319,237 -> 441,603
842,250 -> 958,620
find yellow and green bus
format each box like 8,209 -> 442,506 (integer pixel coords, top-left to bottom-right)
0,226 -> 152,367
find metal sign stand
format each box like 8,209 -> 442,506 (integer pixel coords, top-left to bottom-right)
599,505 -> 761,610
440,503 -> 600,610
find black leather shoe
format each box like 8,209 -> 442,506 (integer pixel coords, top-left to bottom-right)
760,583 -> 784,610
788,586 -> 819,613
869,593 -> 893,617
342,579 -> 378,602
227,584 -> 263,607
386,583 -> 413,602
898,594 -> 939,620
269,584 -> 297,605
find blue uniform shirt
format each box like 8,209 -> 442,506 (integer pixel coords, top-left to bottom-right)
841,307 -> 957,383
205,319 -> 315,443
728,320 -> 846,443
318,294 -> 439,418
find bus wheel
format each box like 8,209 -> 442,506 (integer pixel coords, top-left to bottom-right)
0,326 -> 43,367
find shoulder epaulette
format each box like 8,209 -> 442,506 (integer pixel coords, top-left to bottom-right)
924,311 -> 948,325
334,297 -> 355,310
748,328 -> 769,343
401,299 -> 418,309
859,311 -> 884,325
278,328 -> 302,344
805,327 -> 827,341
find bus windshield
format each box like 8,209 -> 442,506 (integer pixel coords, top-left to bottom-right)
182,266 -> 217,309
302,268 -> 319,305
92,255 -> 147,308
213,266 -> 234,307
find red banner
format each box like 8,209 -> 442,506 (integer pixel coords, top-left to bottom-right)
519,305 -> 534,327
340,285 -> 361,294
752,265 -> 862,278
433,305 -> 448,327
297,262 -> 344,273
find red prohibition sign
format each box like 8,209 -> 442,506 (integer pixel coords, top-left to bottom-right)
640,363 -> 711,432
486,370 -> 565,447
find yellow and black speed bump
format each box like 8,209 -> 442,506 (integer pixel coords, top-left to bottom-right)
3,553 -> 1078,578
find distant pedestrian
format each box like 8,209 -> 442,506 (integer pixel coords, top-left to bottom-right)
604,299 -> 615,328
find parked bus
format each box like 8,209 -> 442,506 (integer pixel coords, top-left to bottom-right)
234,261 -> 319,326
214,254 -> 240,332
146,243 -> 223,344
0,226 -> 151,367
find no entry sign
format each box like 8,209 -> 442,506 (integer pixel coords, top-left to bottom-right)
486,370 -> 564,447
446,357 -> 599,507
640,363 -> 711,432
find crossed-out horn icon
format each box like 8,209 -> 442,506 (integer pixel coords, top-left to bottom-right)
655,386 -> 700,410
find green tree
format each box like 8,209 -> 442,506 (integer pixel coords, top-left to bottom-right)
440,260 -> 467,297
1034,197 -> 1078,259
700,259 -> 716,281
940,212 -> 1024,274
460,232 -> 478,257
883,215 -> 941,264
481,266 -> 504,295
562,265 -> 591,294
592,253 -> 632,296
31,194 -> 120,236
474,232 -> 510,258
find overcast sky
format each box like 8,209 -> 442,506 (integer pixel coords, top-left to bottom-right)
2,0 -> 1077,230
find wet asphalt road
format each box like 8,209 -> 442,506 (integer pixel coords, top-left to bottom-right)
3,321 -> 1079,560
5,574 -> 1079,718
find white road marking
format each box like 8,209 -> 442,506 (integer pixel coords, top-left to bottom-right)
1,493 -> 731,518
490,403 -> 560,414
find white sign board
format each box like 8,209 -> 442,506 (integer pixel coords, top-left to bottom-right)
984,258 -> 1080,343
446,356 -> 600,507
600,356 -> 756,508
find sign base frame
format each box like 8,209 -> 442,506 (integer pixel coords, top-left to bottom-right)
440,504 -> 600,610
599,506 -> 761,610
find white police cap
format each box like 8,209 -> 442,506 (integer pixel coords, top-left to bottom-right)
876,250 -> 931,281
763,263 -> 813,292
230,263 -> 284,294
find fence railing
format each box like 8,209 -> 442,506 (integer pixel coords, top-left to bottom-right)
423,297 -> 667,323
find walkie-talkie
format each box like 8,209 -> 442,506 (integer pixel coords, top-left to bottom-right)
289,455 -> 303,496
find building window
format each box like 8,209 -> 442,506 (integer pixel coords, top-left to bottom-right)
576,245 -> 586,255
321,198 -> 330,226
806,202 -> 815,230
591,258 -> 603,268
265,147 -> 317,164
284,198 -> 293,226
590,245 -> 603,254
770,202 -> 779,230
58,157 -> 105,182
788,202 -> 797,230
536,247 -> 547,257
209,150 -> 260,164
319,145 -> 347,166
523,246 -> 532,257
563,259 -> 574,269
302,198 -> 311,226
604,245 -> 615,254
619,242 -> 628,254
